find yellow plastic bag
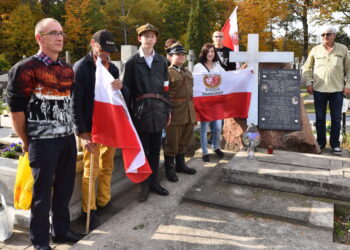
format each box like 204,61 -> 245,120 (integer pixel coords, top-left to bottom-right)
13,153 -> 33,210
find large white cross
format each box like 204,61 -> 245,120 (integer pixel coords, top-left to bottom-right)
229,34 -> 294,125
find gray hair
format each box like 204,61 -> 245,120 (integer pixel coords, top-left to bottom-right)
321,26 -> 337,35
35,18 -> 60,35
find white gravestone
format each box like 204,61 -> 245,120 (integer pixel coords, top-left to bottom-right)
229,34 -> 294,125
121,45 -> 137,64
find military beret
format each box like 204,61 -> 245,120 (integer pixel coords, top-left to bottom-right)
136,23 -> 159,36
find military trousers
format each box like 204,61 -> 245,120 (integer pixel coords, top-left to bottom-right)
164,123 -> 195,157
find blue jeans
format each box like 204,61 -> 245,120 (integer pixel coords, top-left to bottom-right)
313,91 -> 343,148
200,120 -> 222,155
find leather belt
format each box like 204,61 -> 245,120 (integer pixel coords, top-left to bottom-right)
135,93 -> 169,104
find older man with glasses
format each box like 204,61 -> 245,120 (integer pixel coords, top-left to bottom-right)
7,18 -> 83,250
303,26 -> 350,155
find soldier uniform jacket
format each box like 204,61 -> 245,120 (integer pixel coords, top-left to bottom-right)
168,65 -> 196,125
122,50 -> 170,133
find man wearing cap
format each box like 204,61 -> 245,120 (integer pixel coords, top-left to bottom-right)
163,42 -> 197,182
72,29 -> 122,230
303,26 -> 350,155
122,23 -> 170,202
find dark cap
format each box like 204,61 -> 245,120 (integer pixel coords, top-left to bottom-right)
136,23 -> 159,36
92,30 -> 117,53
167,42 -> 186,55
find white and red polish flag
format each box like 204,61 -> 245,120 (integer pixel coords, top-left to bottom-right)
222,6 -> 239,52
92,58 -> 152,183
192,69 -> 254,121
164,80 -> 169,92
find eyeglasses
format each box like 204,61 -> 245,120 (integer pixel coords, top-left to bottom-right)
213,36 -> 224,38
40,31 -> 66,37
321,33 -> 333,37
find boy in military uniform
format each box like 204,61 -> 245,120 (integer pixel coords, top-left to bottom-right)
164,42 -> 197,182
122,23 -> 170,202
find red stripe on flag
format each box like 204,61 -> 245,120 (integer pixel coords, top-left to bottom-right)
92,101 -> 152,183
221,20 -> 234,51
193,92 -> 251,121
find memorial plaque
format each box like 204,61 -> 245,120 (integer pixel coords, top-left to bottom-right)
258,69 -> 301,130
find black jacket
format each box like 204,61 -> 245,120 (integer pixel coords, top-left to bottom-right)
71,53 -> 119,135
121,50 -> 169,133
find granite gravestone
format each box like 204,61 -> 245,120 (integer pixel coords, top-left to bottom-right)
258,69 -> 301,131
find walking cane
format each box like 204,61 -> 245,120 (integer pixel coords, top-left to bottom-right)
86,153 -> 94,234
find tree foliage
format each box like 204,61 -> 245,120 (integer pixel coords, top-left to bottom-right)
185,0 -> 202,57
64,0 -> 103,61
159,0 -> 191,47
2,4 -> 38,65
335,27 -> 350,48
0,54 -> 11,72
101,0 -> 161,50
1,0 -> 350,67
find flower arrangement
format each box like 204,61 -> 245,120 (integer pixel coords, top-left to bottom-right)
0,142 -> 22,159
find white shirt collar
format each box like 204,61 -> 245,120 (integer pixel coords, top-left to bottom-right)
139,47 -> 155,58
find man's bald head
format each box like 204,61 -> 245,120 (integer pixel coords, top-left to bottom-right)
35,18 -> 60,36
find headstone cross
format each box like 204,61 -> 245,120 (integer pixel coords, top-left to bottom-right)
229,34 -> 294,125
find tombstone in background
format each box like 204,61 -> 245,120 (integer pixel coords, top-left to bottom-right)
259,68 -> 301,131
224,62 -> 320,154
222,34 -> 319,154
222,34 -> 294,151
187,50 -> 195,72
258,63 -> 320,154
65,51 -> 71,65
0,74 -> 8,97
121,45 -> 137,64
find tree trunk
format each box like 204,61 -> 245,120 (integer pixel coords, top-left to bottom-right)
302,1 -> 309,59
283,21 -> 288,51
121,0 -> 128,45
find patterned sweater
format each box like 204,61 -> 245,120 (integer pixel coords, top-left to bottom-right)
7,53 -> 74,139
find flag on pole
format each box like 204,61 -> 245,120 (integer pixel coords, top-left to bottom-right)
192,69 -> 253,121
221,6 -> 239,52
91,58 -> 152,183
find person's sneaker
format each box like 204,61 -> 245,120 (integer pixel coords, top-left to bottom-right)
202,154 -> 210,162
332,147 -> 342,155
214,149 -> 224,158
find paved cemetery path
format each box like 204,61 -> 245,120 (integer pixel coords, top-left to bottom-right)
70,152 -> 350,250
